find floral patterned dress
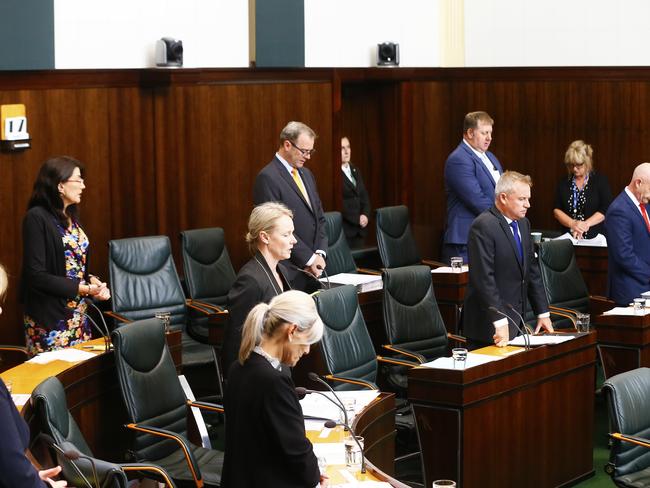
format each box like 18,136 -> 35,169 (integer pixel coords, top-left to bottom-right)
24,220 -> 91,354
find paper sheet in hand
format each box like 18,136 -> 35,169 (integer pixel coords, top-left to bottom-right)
421,352 -> 502,370
603,307 -> 650,316
554,232 -> 607,247
27,348 -> 97,364
508,334 -> 575,346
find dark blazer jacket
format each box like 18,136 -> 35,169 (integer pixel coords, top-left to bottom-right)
20,205 -> 91,328
605,191 -> 650,305
223,252 -> 291,376
462,207 -> 549,344
253,157 -> 327,268
341,164 -> 371,239
554,171 -> 612,238
443,142 -> 504,246
222,352 -> 320,488
0,380 -> 47,487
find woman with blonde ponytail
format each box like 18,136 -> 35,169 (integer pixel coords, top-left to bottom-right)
223,202 -> 297,377
222,290 -> 327,488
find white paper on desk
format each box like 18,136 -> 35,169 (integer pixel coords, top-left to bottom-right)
301,390 -> 380,423
312,442 -> 346,465
11,394 -> 30,407
431,265 -> 469,273
642,291 -> 650,299
603,307 -> 650,316
421,352 -> 502,370
27,348 -> 96,364
320,273 -> 382,286
508,334 -> 575,346
554,232 -> 607,247
333,481 -> 392,487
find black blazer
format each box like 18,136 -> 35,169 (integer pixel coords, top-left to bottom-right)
341,164 -> 371,239
0,380 -> 47,487
20,206 -> 91,328
223,253 -> 290,376
554,171 -> 612,238
462,206 -> 549,344
223,352 -> 320,488
253,157 -> 327,268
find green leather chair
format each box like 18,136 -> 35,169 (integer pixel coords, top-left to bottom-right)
108,236 -> 217,369
313,285 -> 412,391
375,205 -> 443,269
381,266 -> 463,390
324,212 -> 358,275
111,318 -> 224,487
32,376 -> 176,488
603,368 -> 650,487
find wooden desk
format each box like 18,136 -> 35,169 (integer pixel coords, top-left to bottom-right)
574,245 -> 608,297
306,392 -> 407,487
408,333 -> 597,488
596,312 -> 650,378
430,270 -> 468,334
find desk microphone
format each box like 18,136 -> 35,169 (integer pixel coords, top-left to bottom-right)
296,386 -> 347,428
288,263 -> 326,290
316,265 -> 331,289
85,300 -> 112,339
75,310 -> 111,351
38,433 -> 98,488
488,306 -> 530,350
505,303 -> 535,335
323,419 -> 366,473
308,372 -> 349,428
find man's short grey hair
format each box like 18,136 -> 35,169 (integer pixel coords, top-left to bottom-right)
495,171 -> 533,200
279,121 -> 316,144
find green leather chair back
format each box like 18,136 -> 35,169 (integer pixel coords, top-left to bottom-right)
375,206 -> 421,268
314,285 -> 377,390
603,368 -> 650,484
112,319 -> 190,462
537,239 -> 589,311
382,265 -> 448,360
109,236 -> 186,329
32,377 -> 129,488
324,211 -> 358,275
180,227 -> 236,307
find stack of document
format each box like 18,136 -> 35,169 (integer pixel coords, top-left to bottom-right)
554,232 -> 607,247
320,273 -> 383,293
508,334 -> 576,346
603,307 -> 650,317
27,348 -> 96,364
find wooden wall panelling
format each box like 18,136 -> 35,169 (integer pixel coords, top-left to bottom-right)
152,81 -> 333,271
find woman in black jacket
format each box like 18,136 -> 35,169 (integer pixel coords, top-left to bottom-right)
21,156 -> 110,354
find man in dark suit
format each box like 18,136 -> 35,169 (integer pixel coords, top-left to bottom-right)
253,121 -> 327,278
605,162 -> 650,305
443,111 -> 504,264
463,171 -> 553,347
341,136 -> 371,249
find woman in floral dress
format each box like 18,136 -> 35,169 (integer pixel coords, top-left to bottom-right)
20,156 -> 111,354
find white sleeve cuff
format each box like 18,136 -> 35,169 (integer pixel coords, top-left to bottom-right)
493,317 -> 509,328
537,312 -> 550,319
305,254 -> 316,266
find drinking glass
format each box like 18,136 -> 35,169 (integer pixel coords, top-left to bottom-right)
344,435 -> 364,471
575,313 -> 590,333
432,481 -> 456,487
634,298 -> 646,315
450,257 -> 463,273
452,348 -> 468,368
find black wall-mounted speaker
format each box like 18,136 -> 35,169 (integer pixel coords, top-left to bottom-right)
377,42 -> 399,67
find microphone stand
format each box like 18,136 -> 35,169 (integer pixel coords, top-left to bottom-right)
76,310 -> 111,352
38,433 -> 98,488
323,419 -> 366,473
488,306 -> 530,350
308,372 -> 349,429
296,386 -> 348,428
316,265 -> 331,289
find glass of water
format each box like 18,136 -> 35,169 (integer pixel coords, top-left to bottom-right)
433,481 -> 456,488
450,257 -> 463,273
634,298 -> 646,315
344,435 -> 364,471
575,313 -> 590,333
452,348 -> 468,368
155,311 -> 172,333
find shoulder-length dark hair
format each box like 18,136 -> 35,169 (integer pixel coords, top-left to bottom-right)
27,156 -> 85,225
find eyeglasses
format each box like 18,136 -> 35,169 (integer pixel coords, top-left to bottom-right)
65,178 -> 84,184
289,140 -> 316,157
565,163 -> 584,169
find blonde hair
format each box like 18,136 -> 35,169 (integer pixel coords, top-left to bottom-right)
463,111 -> 494,132
245,202 -> 293,255
239,290 -> 324,364
0,264 -> 7,300
564,140 -> 594,174
495,170 -> 533,200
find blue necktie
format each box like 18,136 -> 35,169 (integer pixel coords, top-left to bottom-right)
510,220 -> 523,263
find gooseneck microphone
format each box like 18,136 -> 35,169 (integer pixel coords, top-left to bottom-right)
488,306 -> 530,350
506,303 -> 535,336
308,372 -> 349,428
85,300 -> 111,339
316,265 -> 331,289
296,386 -> 347,426
38,433 -> 98,488
323,419 -> 366,473
75,310 -> 111,351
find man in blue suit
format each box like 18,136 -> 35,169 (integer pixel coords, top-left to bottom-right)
442,111 -> 504,264
605,162 -> 650,305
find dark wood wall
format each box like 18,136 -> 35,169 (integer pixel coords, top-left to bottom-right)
1,67 -> 649,345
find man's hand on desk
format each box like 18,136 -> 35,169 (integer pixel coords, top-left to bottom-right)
534,316 -> 554,334
493,324 -> 509,347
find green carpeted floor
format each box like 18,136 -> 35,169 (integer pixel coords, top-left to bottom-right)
574,392 -> 613,487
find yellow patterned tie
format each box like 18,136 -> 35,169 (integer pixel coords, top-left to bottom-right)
292,168 -> 309,201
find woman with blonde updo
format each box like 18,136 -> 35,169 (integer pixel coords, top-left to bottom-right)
553,140 -> 612,239
222,290 -> 326,488
223,202 -> 297,377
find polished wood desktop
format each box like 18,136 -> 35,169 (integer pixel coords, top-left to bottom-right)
596,311 -> 650,378
408,333 -> 597,488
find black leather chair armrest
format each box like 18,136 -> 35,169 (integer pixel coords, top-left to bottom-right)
356,267 -> 382,276
186,299 -> 227,315
610,432 -> 650,449
120,463 -> 177,487
105,311 -> 131,323
324,374 -> 378,390
378,355 -> 420,368
186,399 -> 224,413
548,306 -> 578,329
125,423 -> 202,485
447,333 -> 466,344
382,344 -> 426,363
